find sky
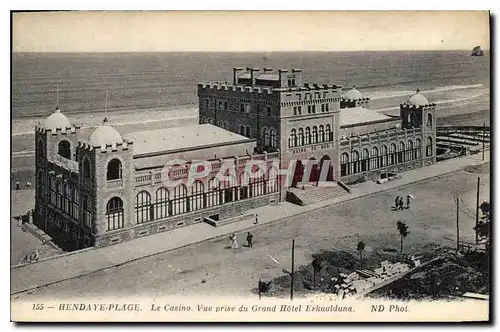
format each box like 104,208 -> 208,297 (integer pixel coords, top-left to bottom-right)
12,11 -> 490,52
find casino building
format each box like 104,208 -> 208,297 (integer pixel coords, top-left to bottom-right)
33,67 -> 436,251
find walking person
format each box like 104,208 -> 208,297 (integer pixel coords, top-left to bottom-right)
26,180 -> 32,188
230,234 -> 239,249
15,180 -> 20,190
406,195 -> 411,209
254,214 -> 259,225
398,197 -> 405,211
246,232 -> 254,248
394,196 -> 400,209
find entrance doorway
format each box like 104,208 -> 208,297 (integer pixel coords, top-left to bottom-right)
291,160 -> 304,187
319,155 -> 334,182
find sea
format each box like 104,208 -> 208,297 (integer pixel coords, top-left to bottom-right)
12,51 -> 490,119
10,51 -> 490,182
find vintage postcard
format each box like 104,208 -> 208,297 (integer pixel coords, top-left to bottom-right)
10,10 -> 491,323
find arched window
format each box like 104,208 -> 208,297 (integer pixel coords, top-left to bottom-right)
49,176 -> 56,205
106,197 -> 124,231
172,184 -> 188,215
312,126 -> 318,144
305,127 -> 311,145
371,147 -> 379,169
381,145 -> 388,167
223,175 -> 237,203
427,113 -> 433,127
155,188 -> 169,220
250,173 -> 265,198
206,178 -> 220,208
239,172 -> 249,200
389,143 -> 397,165
289,129 -> 297,148
56,179 -> 62,209
135,191 -> 152,224
352,151 -> 360,174
426,137 -> 433,157
37,170 -> 43,196
190,180 -> 205,212
63,182 -> 71,213
341,152 -> 350,176
298,128 -> 304,146
71,188 -> 79,219
407,140 -> 414,160
326,124 -> 332,141
416,138 -> 422,158
38,140 -> 45,159
398,142 -> 405,163
266,166 -> 279,193
270,129 -> 277,148
107,158 -> 122,181
319,125 -> 325,143
58,140 -> 71,159
361,148 -> 370,172
262,128 -> 268,147
83,194 -> 92,227
83,158 -> 91,179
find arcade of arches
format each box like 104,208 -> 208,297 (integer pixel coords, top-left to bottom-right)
291,155 -> 334,187
340,138 -> 431,177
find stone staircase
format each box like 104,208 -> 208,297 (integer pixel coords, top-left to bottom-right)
204,212 -> 255,227
286,182 -> 350,206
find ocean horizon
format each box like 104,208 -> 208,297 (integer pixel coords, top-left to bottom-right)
12,51 -> 490,120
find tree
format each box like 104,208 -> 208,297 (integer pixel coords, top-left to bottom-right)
474,201 -> 491,252
357,240 -> 366,260
311,257 -> 322,291
396,221 -> 410,253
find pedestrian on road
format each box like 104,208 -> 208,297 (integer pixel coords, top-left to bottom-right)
254,214 -> 259,225
406,195 -> 411,209
394,196 -> 400,209
398,197 -> 404,211
230,234 -> 239,249
246,232 -> 254,248
15,180 -> 20,190
26,181 -> 32,188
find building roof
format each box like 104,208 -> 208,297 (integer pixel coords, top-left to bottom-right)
126,124 -> 250,156
406,90 -> 430,106
343,87 -> 365,101
89,122 -> 123,147
44,107 -> 72,131
238,73 -> 280,81
340,107 -> 394,127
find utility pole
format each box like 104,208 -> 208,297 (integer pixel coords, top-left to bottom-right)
456,196 -> 460,251
476,177 -> 480,244
482,122 -> 486,161
290,239 -> 295,301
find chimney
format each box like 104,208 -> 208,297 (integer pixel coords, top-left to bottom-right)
292,68 -> 303,86
247,67 -> 260,86
233,67 -> 244,85
278,69 -> 289,87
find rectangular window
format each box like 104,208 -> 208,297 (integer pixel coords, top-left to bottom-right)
298,106 -> 302,115
266,106 -> 272,116
312,105 -> 316,113
245,126 -> 251,137
293,107 -> 297,116
326,103 -> 329,112
307,105 -> 311,114
224,101 -> 228,110
205,99 -> 209,108
246,104 -> 251,114
321,104 -> 325,112
239,125 -> 245,135
240,104 -> 245,113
